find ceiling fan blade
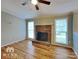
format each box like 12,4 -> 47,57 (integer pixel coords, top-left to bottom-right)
35,5 -> 39,10
38,0 -> 51,5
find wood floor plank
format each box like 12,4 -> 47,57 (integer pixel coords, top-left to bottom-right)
1,40 -> 77,59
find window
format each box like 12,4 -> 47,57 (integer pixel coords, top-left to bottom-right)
55,18 -> 68,44
28,21 -> 34,39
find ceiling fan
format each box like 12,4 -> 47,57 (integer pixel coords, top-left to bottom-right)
22,0 -> 51,10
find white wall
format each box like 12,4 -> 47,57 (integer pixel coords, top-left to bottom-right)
1,11 -> 26,47
73,12 -> 78,55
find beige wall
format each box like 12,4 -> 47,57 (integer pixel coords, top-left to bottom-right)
73,13 -> 78,32
34,16 -> 55,25
1,11 -> 26,47
73,12 -> 78,55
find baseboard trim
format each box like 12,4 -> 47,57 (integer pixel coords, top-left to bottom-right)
1,39 -> 26,47
52,44 -> 72,49
72,48 -> 78,57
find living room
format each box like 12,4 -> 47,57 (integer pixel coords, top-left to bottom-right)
1,0 -> 78,59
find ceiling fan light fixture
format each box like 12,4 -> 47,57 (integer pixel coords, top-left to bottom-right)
31,0 -> 38,5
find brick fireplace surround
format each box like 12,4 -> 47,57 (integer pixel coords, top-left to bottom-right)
35,25 -> 51,43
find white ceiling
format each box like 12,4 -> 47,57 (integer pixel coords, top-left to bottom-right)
1,0 -> 78,19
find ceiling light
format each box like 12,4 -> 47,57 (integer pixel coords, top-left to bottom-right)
31,0 -> 38,5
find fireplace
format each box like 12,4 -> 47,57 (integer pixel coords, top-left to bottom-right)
36,32 -> 48,41
36,25 -> 51,43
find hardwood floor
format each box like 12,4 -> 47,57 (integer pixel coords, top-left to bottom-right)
1,40 -> 77,59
